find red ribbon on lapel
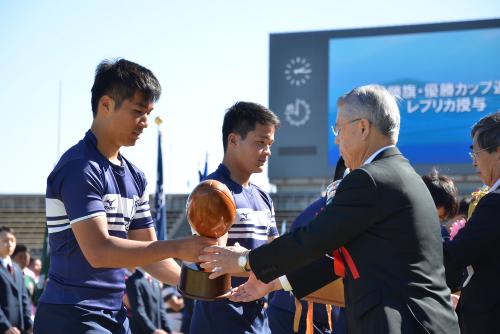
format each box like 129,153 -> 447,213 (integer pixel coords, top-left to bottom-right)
313,206 -> 360,279
333,246 -> 360,279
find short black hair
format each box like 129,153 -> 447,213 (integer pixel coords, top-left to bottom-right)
222,101 -> 280,152
0,226 -> 14,235
13,244 -> 29,257
471,112 -> 500,153
422,170 -> 459,220
458,196 -> 472,217
91,58 -> 161,117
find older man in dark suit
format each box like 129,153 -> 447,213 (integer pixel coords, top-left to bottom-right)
444,112 -> 500,333
201,85 -> 459,334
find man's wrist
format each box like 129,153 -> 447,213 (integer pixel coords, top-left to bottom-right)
238,250 -> 251,272
244,250 -> 251,271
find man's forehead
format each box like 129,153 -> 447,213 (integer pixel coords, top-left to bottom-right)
131,99 -> 155,111
0,231 -> 14,238
138,101 -> 155,109
129,91 -> 155,108
255,126 -> 275,136
257,133 -> 274,140
336,109 -> 346,121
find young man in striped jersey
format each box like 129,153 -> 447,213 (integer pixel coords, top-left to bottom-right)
189,101 -> 280,334
34,58 -> 215,334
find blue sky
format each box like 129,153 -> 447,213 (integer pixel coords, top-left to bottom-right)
1,0 -> 499,194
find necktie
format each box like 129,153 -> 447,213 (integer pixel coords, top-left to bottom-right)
7,264 -> 14,277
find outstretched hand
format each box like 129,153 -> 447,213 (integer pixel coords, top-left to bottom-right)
198,243 -> 248,279
176,235 -> 218,262
229,273 -> 282,302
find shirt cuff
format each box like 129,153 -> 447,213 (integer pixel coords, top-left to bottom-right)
278,275 -> 292,291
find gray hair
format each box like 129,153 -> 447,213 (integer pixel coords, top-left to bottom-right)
471,112 -> 500,152
337,84 -> 400,142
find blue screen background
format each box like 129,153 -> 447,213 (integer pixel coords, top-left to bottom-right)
328,28 -> 500,165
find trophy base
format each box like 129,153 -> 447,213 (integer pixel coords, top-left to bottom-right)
178,262 -> 232,301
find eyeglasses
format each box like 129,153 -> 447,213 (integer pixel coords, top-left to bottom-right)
468,146 -> 494,160
331,118 -> 362,136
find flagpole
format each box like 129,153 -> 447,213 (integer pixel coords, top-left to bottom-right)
56,80 -> 62,162
155,116 -> 168,240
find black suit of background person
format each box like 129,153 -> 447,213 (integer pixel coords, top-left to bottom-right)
202,85 -> 459,334
126,269 -> 172,334
444,112 -> 500,334
0,226 -> 32,334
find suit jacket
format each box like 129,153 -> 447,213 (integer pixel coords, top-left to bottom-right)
125,269 -> 171,334
250,147 -> 459,334
0,262 -> 32,333
444,188 -> 500,334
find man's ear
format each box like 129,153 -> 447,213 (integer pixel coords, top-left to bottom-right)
227,133 -> 239,149
360,119 -> 370,139
97,95 -> 115,116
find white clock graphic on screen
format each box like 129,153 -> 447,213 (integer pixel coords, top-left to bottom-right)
285,99 -> 311,127
284,57 -> 312,86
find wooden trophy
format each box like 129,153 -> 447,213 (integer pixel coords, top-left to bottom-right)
178,179 -> 236,300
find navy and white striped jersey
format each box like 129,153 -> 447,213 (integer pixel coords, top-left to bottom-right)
204,164 -> 279,286
191,164 -> 278,334
40,130 -> 154,310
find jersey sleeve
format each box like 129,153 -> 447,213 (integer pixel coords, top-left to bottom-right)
267,200 -> 279,237
129,178 -> 154,230
54,159 -> 106,224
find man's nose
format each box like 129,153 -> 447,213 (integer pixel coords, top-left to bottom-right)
140,114 -> 149,128
265,145 -> 272,156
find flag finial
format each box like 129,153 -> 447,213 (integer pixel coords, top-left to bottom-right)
155,116 -> 163,126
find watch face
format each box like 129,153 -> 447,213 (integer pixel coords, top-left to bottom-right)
238,254 -> 247,268
284,57 -> 312,86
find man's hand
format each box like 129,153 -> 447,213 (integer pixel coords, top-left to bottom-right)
152,330 -> 168,334
175,235 -> 218,262
5,327 -> 21,334
229,273 -> 282,302
451,293 -> 460,310
198,244 -> 248,279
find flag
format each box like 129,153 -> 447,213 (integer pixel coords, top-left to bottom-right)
155,126 -> 167,241
40,226 -> 50,277
198,152 -> 208,182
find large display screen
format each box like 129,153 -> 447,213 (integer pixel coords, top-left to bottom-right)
328,27 -> 500,165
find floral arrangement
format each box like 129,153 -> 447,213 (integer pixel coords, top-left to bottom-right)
450,185 -> 489,240
467,186 -> 490,218
450,218 -> 466,240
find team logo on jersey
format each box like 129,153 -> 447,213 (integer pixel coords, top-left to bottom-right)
104,198 -> 117,211
129,195 -> 140,221
239,212 -> 250,222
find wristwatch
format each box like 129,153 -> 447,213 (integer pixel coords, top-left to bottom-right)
238,251 -> 251,272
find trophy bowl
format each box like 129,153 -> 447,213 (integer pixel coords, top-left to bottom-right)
178,179 -> 237,300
